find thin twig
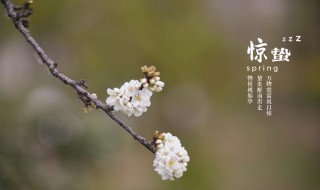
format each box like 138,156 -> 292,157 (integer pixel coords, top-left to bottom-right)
1,0 -> 156,154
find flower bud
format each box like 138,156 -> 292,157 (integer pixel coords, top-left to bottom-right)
92,93 -> 97,98
157,143 -> 163,149
155,87 -> 162,92
150,87 -> 156,92
156,81 -> 165,88
158,133 -> 165,140
155,139 -> 162,145
150,78 -> 155,84
141,78 -> 147,84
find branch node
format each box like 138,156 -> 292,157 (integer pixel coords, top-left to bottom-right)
10,1 -> 33,27
77,92 -> 87,104
107,105 -> 114,111
21,18 -> 29,28
49,68 -> 58,77
15,2 -> 33,18
76,79 -> 88,89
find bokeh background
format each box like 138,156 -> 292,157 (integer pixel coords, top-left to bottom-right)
1,0 -> 320,189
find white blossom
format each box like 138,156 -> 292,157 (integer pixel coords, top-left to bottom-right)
131,88 -> 152,117
106,87 -> 127,111
106,80 -> 152,117
153,133 -> 190,180
106,66 -> 164,116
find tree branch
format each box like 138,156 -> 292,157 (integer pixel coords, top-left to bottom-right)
1,0 -> 156,154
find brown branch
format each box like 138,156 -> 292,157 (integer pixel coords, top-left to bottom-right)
1,0 -> 156,154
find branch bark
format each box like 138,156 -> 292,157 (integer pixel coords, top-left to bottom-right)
1,0 -> 156,154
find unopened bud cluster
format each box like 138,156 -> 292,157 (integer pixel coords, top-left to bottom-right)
106,66 -> 164,117
140,66 -> 165,92
153,132 -> 190,180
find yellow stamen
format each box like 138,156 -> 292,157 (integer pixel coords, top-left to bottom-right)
169,159 -> 175,167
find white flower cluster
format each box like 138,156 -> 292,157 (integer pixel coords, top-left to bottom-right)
153,133 -> 190,180
106,80 -> 152,117
106,66 -> 164,117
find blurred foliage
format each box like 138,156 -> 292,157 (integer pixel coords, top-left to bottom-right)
0,0 -> 320,189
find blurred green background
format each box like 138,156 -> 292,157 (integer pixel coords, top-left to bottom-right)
0,0 -> 320,189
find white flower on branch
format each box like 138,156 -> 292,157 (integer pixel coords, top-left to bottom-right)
106,80 -> 153,117
131,88 -> 152,116
106,66 -> 165,117
153,133 -> 190,180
